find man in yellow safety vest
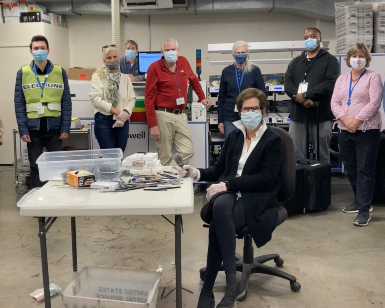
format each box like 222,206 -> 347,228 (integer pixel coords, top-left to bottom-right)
14,35 -> 72,188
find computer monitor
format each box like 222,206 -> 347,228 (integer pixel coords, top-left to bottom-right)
138,51 -> 162,74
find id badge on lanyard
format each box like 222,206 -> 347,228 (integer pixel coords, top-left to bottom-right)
298,56 -> 316,93
235,66 -> 245,112
170,68 -> 185,106
298,81 -> 308,93
33,63 -> 49,101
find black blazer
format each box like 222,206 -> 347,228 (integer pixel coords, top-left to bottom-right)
199,127 -> 283,248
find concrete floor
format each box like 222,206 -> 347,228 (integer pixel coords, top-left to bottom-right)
0,166 -> 385,308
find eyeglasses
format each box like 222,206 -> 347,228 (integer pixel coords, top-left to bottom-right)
102,44 -> 117,51
234,52 -> 247,55
241,106 -> 261,112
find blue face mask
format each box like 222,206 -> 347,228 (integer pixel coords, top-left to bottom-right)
164,51 -> 178,64
235,54 -> 247,64
304,38 -> 319,51
33,50 -> 48,63
125,50 -> 136,59
241,111 -> 262,130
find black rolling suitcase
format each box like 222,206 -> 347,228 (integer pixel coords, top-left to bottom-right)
300,102 -> 331,211
284,102 -> 331,214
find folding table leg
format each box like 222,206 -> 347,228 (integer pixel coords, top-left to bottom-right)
38,217 -> 51,308
175,215 -> 182,308
71,217 -> 78,272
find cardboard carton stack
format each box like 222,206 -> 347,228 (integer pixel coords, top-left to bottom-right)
335,2 -> 373,54
373,3 -> 385,53
122,153 -> 162,174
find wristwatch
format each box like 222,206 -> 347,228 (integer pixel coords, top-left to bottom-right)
225,181 -> 230,191
302,92 -> 308,99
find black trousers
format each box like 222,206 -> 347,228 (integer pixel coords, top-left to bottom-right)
339,129 -> 381,212
203,193 -> 246,291
28,130 -> 62,188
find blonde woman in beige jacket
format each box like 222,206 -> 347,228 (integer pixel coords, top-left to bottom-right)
90,45 -> 136,152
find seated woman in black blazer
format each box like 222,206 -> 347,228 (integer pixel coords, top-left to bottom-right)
177,88 -> 283,308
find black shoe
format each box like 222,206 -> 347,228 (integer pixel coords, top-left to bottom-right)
343,202 -> 373,214
216,282 -> 246,308
197,288 -> 215,308
353,212 -> 371,226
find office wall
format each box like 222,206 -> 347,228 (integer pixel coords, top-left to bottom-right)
67,12 -> 336,80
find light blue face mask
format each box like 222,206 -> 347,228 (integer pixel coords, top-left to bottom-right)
125,50 -> 136,59
164,51 -> 178,64
304,38 -> 319,51
33,50 -> 48,63
241,111 -> 262,130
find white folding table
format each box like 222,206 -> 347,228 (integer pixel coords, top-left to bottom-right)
19,178 -> 194,308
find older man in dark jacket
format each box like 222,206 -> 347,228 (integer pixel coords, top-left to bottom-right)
285,28 -> 339,163
14,35 -> 72,188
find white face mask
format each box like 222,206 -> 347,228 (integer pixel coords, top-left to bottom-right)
350,58 -> 366,70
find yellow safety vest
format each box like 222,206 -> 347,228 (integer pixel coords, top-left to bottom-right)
21,64 -> 64,119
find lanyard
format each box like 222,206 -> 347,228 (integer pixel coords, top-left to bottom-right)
33,62 -> 49,98
170,67 -> 181,97
235,66 -> 245,95
303,55 -> 317,82
348,68 -> 366,106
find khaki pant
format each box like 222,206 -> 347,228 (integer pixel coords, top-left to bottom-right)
155,110 -> 194,166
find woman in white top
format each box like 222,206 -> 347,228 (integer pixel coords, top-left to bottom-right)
90,45 -> 136,152
176,88 -> 283,308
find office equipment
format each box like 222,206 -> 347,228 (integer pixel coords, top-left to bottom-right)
138,51 -> 162,73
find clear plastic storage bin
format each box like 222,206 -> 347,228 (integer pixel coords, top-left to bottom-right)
62,267 -> 161,308
36,149 -> 123,181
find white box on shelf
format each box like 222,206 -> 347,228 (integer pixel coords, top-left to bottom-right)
48,12 -> 59,26
4,16 -> 20,23
3,3 -> 20,17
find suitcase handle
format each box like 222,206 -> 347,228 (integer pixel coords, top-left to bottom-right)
306,101 -> 320,161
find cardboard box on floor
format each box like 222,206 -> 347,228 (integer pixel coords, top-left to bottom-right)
69,68 -> 97,81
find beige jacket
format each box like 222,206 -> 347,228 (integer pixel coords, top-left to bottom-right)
0,115 -> 4,145
89,68 -> 136,119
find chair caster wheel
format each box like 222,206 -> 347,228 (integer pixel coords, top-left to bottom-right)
199,268 -> 206,281
290,281 -> 301,292
274,257 -> 284,267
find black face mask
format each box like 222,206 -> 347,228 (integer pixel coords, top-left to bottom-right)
106,60 -> 119,70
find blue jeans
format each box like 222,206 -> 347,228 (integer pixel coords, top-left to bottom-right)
94,112 -> 129,152
224,121 -> 238,138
